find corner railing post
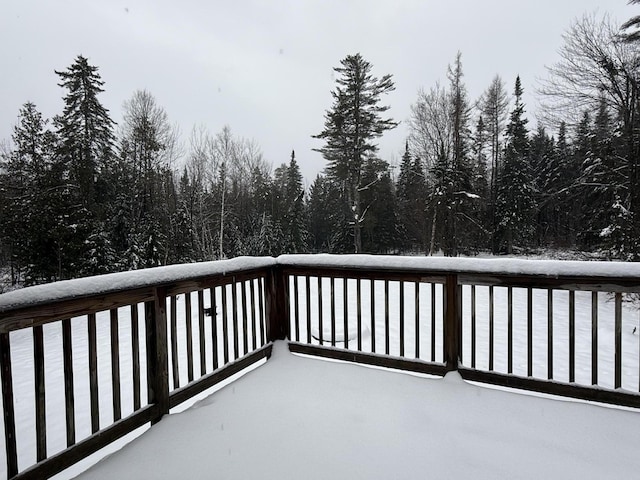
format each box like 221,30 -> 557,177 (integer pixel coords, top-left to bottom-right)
265,265 -> 289,342
445,274 -> 461,372
146,287 -> 170,424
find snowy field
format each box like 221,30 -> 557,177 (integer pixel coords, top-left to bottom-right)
1,266 -> 640,478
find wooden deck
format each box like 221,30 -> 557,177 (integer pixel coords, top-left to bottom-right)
75,342 -> 640,480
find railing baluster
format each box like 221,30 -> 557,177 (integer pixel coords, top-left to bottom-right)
415,282 -> 420,359
242,280 -> 249,355
170,296 -> 180,388
569,290 -> 575,383
293,275 -> 300,342
615,292 -> 622,389
400,281 -> 405,357
211,287 -> 218,370
258,276 -> 265,346
1,332 -> 18,478
185,292 -> 194,383
198,290 -> 206,377
357,278 -> 362,351
344,278 -> 349,350
318,277 -> 324,345
330,277 -> 336,346
88,313 -> 99,433
232,279 -> 239,360
508,287 -> 513,374
592,291 -> 598,386
528,288 -> 533,377
34,324 -> 46,461
385,280 -> 390,356
110,308 -> 121,421
371,279 -> 376,354
489,285 -> 494,371
547,289 -> 553,380
471,285 -> 476,368
430,282 -> 436,362
222,284 -> 229,364
305,275 -> 312,344
131,305 -> 141,411
62,318 -> 75,446
250,279 -> 257,351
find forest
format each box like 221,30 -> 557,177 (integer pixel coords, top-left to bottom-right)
2,12 -> 640,288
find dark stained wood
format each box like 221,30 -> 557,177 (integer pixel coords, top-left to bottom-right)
385,280 -> 390,355
305,275 -> 312,344
592,291 -> 598,386
489,285 -> 494,371
615,292 -> 622,389
250,279 -> 257,351
131,305 -> 141,412
232,279 -> 239,360
444,275 -> 460,372
221,285 -> 229,365
508,287 -> 513,374
569,290 -> 575,383
185,293 -> 194,383
210,287 -> 218,370
1,332 -> 18,478
330,277 -> 336,347
471,285 -> 476,368
458,367 -> 640,409
198,290 -> 206,377
34,325 -> 46,461
318,276 -> 324,345
88,313 -> 99,433
399,281 -> 405,357
293,275 -> 300,342
547,289 -> 553,380
457,273 -> 640,293
146,288 -> 169,425
288,342 -> 448,377
258,276 -> 266,346
430,282 -> 436,362
343,278 -> 349,350
169,344 -> 273,409
110,309 -> 122,422
241,281 -> 249,355
414,282 -> 420,360
280,265 -> 447,285
62,318 -> 75,447
370,279 -> 376,354
527,287 -> 533,377
265,267 -> 289,343
13,405 -> 156,480
357,278 -> 362,351
170,296 -> 180,389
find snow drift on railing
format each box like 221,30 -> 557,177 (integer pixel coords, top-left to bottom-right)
0,256 -> 275,312
277,254 -> 640,279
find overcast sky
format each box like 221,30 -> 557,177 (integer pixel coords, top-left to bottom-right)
0,1 -> 635,184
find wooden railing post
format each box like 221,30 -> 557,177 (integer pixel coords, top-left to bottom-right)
265,266 -> 289,342
444,274 -> 461,372
1,332 -> 18,478
146,287 -> 170,424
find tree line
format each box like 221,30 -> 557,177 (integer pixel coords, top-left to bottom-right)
1,12 -> 640,287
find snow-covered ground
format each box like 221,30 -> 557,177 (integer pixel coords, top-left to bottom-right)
74,341 -> 640,480
1,256 -> 640,478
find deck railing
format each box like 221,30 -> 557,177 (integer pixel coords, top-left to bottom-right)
1,255 -> 640,479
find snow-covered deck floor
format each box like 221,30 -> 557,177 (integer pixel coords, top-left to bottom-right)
76,342 -> 640,480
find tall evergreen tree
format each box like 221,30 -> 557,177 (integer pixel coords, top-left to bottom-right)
495,76 -> 536,253
313,53 -> 398,253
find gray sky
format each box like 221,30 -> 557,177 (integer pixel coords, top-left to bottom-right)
0,1 -> 634,184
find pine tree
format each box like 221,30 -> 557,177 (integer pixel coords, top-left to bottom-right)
495,76 -> 536,254
313,53 -> 398,253
396,143 -> 428,252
